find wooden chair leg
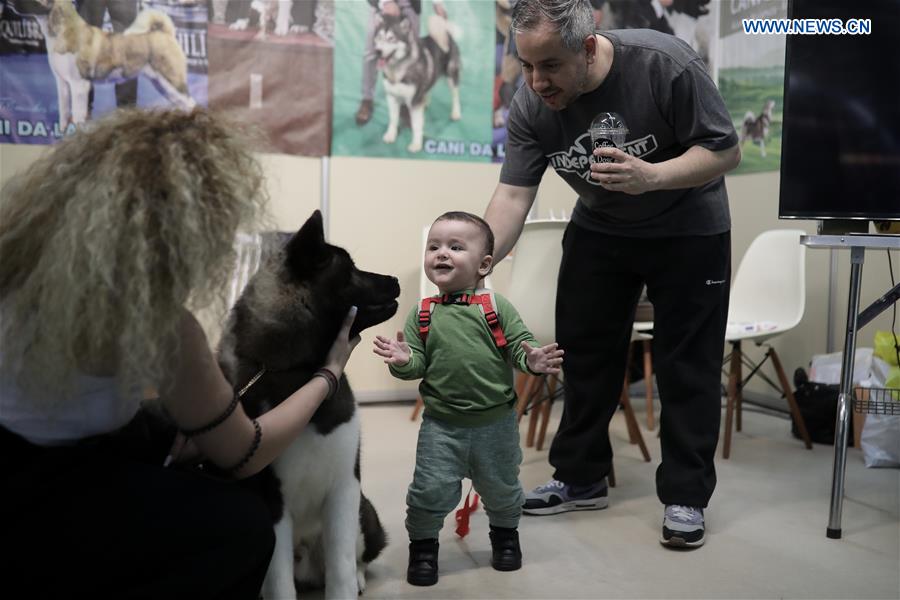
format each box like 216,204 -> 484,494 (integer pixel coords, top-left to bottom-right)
621,342 -> 638,444
620,393 -> 651,462
621,371 -> 638,444
514,371 -> 530,419
535,374 -> 558,451
723,341 -> 740,459
525,377 -> 545,448
643,339 -> 654,430
516,373 -> 540,421
410,396 -> 424,421
769,348 -> 813,450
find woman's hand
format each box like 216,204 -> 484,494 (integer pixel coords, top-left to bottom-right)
324,306 -> 361,376
164,431 -> 203,467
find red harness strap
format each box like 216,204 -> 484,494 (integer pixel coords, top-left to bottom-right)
418,292 -> 508,348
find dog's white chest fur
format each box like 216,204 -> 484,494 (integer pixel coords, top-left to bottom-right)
264,413 -> 365,600
275,414 -> 360,530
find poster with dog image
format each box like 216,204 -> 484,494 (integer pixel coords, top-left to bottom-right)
331,0 -> 495,162
718,0 -> 786,174
0,0 -> 207,145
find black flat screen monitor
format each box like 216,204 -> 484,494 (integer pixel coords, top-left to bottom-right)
778,0 -> 900,222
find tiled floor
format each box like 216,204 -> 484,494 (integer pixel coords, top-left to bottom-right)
347,400 -> 899,600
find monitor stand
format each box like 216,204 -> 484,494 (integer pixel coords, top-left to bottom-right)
817,219 -> 869,235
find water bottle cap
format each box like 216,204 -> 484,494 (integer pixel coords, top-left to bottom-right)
590,112 -> 628,133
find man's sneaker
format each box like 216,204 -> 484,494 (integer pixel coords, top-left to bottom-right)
522,478 -> 609,515
660,505 -> 705,548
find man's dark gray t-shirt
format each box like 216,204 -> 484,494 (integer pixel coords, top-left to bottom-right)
500,29 -> 738,237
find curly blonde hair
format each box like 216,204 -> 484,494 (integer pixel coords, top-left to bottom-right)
0,108 -> 268,403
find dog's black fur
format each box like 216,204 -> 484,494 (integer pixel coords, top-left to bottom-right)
216,210 -> 398,595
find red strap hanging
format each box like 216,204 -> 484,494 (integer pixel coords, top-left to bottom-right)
454,489 -> 480,538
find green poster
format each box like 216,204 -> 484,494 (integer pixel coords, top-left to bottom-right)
719,0 -> 788,174
332,0 -> 495,162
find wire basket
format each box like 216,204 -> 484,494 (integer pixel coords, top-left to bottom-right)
853,387 -> 900,415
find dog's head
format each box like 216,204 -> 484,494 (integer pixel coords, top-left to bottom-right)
224,211 -> 400,373
373,14 -> 415,68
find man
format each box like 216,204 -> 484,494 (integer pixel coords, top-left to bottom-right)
484,0 -> 739,548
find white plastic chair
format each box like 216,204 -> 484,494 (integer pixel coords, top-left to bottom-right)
505,220 -> 649,466
722,228 -> 813,458
505,219 -> 566,450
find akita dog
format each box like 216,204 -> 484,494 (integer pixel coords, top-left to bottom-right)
217,211 -> 399,599
30,0 -> 195,131
373,13 -> 462,153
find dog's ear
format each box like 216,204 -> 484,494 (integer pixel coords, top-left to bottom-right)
286,210 -> 328,276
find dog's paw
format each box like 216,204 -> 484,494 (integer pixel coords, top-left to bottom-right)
407,140 -> 423,153
274,22 -> 290,36
451,107 -> 462,121
382,130 -> 397,144
229,18 -> 249,30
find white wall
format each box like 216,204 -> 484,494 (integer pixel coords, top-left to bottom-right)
2,143 -> 897,402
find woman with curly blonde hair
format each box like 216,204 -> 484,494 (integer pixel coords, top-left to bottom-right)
0,108 -> 360,598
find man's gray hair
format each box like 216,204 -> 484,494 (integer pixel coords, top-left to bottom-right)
511,0 -> 595,53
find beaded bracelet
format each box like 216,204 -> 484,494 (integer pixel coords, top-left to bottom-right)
224,418 -> 262,476
179,391 -> 240,437
312,367 -> 339,399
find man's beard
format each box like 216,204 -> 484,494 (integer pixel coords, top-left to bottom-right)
553,57 -> 591,111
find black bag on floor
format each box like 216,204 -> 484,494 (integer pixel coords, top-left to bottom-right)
792,368 -> 853,446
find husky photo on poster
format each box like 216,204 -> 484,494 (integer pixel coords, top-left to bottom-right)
331,0 -> 494,162
206,0 -> 334,157
718,0 -> 786,175
0,0 -> 207,145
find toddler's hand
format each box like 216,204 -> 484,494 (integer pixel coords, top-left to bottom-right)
522,341 -> 564,375
373,331 -> 411,366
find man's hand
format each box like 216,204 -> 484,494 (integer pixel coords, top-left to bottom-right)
590,147 -> 659,195
522,341 -> 564,375
373,331 -> 411,366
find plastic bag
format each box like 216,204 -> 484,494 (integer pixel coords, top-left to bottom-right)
874,331 -> 900,367
808,348 -> 873,385
860,413 -> 900,468
887,367 -> 900,390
